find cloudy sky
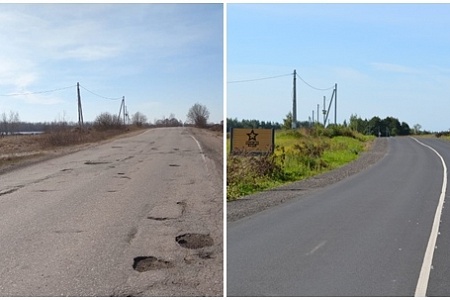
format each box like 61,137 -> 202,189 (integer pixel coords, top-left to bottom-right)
0,4 -> 223,124
227,4 -> 450,132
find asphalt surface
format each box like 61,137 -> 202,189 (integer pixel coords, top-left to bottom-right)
0,127 -> 222,296
228,137 -> 450,296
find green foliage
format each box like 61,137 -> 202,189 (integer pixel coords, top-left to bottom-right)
227,127 -> 373,201
226,118 -> 282,132
349,114 -> 411,136
282,112 -> 293,130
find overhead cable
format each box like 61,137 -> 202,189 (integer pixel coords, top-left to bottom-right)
228,73 -> 292,84
0,84 -> 76,97
79,84 -> 122,101
296,73 -> 334,91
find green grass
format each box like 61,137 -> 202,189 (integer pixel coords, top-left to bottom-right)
227,127 -> 374,201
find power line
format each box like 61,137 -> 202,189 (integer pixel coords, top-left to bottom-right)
0,84 -> 76,97
79,84 -> 122,101
296,73 -> 334,91
228,73 -> 292,84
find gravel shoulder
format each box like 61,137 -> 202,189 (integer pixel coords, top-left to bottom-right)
227,137 -> 389,222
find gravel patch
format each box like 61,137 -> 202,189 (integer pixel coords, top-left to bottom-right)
227,137 -> 389,222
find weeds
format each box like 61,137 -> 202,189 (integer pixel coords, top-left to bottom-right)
227,126 -> 373,201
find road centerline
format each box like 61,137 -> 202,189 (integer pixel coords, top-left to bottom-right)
411,137 -> 448,297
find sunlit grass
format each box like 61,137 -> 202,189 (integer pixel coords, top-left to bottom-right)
227,127 -> 373,201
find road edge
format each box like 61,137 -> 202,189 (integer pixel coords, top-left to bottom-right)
412,137 -> 447,297
227,137 -> 390,223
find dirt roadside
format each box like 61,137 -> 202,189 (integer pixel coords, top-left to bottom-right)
0,129 -> 147,175
227,137 -> 389,222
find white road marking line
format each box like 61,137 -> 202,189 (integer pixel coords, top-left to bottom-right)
190,135 -> 207,163
411,137 -> 447,297
306,240 -> 327,256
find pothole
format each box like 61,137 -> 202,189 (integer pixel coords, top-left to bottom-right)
132,256 -> 174,272
85,161 -> 110,165
199,252 -> 214,259
175,233 -> 214,249
147,217 -> 169,221
169,164 -> 180,167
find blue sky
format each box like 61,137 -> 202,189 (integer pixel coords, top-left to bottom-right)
0,4 -> 223,124
227,4 -> 450,132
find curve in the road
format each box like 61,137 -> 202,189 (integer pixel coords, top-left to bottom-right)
228,137 -> 446,297
411,138 -> 447,297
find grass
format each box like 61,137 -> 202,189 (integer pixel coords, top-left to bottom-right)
0,126 -> 146,172
227,126 -> 374,201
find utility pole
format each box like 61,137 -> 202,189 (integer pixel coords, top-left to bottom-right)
118,97 -> 125,124
77,82 -> 84,129
322,96 -> 327,126
334,83 -> 338,125
292,69 -> 297,129
312,110 -> 314,124
317,104 -> 319,124
123,97 -> 126,124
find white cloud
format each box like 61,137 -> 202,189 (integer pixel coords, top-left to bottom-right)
0,56 -> 38,89
370,62 -> 421,74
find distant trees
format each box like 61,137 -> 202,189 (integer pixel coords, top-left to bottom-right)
227,114 -> 414,137
413,124 -> 422,135
1,111 -> 20,136
226,118 -> 282,132
348,114 -> 411,136
154,113 -> 182,127
132,112 -> 148,127
187,103 -> 210,128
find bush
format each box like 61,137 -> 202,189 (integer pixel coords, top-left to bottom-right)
94,112 -> 123,131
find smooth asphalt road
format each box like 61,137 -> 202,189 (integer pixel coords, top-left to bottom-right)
0,127 -> 222,296
228,137 -> 450,296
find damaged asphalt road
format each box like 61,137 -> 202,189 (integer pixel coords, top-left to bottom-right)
0,127 -> 223,296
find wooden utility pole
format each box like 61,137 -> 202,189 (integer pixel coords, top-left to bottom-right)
334,83 -> 337,125
292,69 -> 297,129
118,97 -> 125,124
77,82 -> 84,129
317,104 -> 319,124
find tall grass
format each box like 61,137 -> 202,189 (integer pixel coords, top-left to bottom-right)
227,126 -> 374,200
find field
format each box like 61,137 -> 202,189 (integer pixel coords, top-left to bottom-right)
0,127 -> 146,172
227,126 -> 374,201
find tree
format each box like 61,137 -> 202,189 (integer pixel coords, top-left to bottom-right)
413,124 -> 422,135
1,112 -> 8,135
132,112 -> 147,127
0,111 -> 20,135
94,112 -> 122,130
187,103 -> 210,128
282,112 -> 292,130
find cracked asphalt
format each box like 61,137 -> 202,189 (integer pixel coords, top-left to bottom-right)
0,127 -> 223,296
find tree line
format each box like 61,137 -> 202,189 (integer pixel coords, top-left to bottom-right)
348,114 -> 412,136
228,114 -> 419,137
1,102 -> 212,135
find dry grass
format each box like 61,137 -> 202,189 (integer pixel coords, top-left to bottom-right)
0,127 -> 145,172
